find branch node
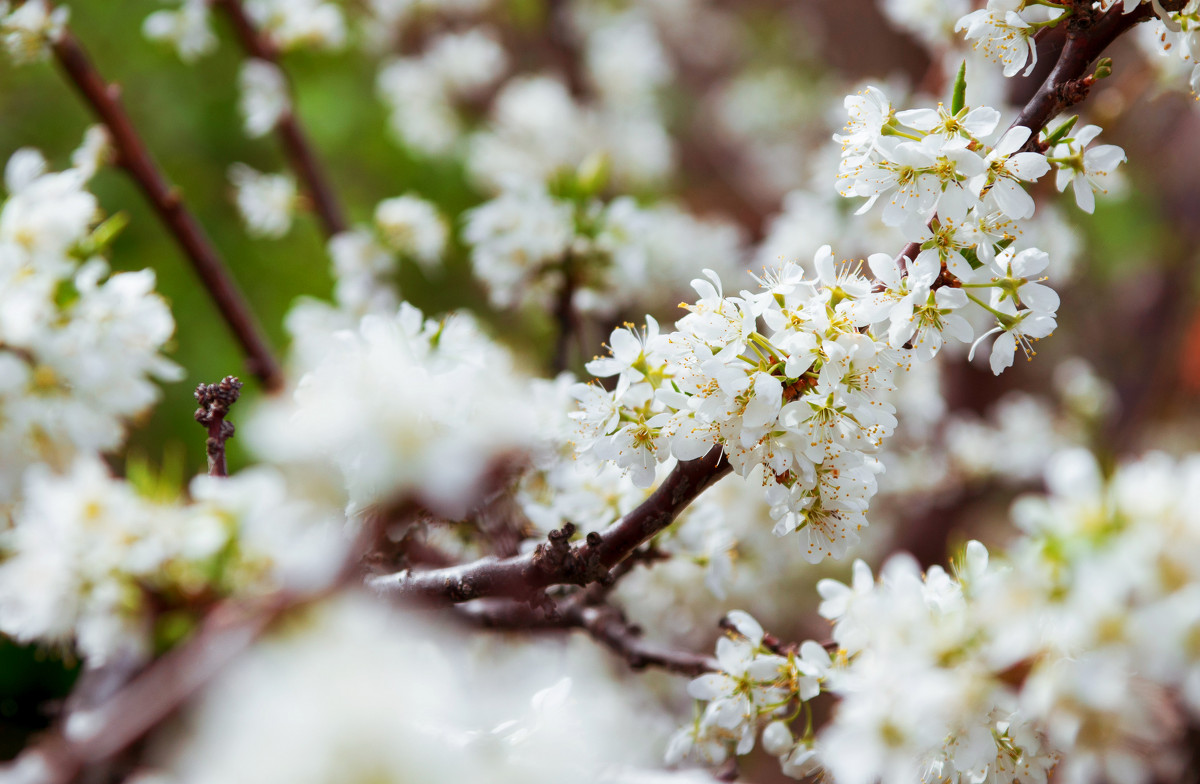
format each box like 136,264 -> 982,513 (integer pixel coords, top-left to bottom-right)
194,376 -> 243,477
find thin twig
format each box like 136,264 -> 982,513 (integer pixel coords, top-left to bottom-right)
366,446 -> 732,604
462,598 -> 719,677
210,0 -> 349,238
49,29 -> 284,391
193,376 -> 244,477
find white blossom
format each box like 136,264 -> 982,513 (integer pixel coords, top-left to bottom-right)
1,0 -> 67,64
244,0 -> 345,51
374,195 -> 448,269
238,59 -> 290,138
143,0 -> 216,62
229,164 -> 296,239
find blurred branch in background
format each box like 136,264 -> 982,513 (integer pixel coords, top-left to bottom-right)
49,24 -> 284,390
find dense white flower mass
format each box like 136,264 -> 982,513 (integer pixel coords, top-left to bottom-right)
466,74 -> 674,192
4,2 -> 1200,782
463,181 -> 744,314
152,595 -> 715,784
244,0 -> 345,51
247,303 -> 542,517
0,142 -> 180,512
0,457 -> 345,666
376,27 -> 508,156
674,448 -> 1200,784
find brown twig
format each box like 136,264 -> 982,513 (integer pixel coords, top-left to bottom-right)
193,376 -> 244,477
463,598 -> 719,677
366,445 -> 732,604
210,0 -> 349,238
48,28 -> 284,392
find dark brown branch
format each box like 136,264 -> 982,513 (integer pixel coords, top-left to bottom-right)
211,0 -> 349,238
193,375 -> 243,477
367,445 -> 732,604
552,254 -> 581,373
1011,2 -> 1159,152
49,29 -> 284,392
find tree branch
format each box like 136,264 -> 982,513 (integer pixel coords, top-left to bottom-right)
1012,2 -> 1159,151
574,603 -> 718,677
366,445 -> 732,604
210,0 -> 349,238
49,28 -> 284,392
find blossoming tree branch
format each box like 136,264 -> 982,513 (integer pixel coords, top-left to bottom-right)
0,0 -> 1199,782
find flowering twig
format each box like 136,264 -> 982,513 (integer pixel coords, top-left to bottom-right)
895,1 -> 1162,267
210,0 -> 349,237
49,28 -> 284,391
366,445 -> 731,604
193,376 -> 243,477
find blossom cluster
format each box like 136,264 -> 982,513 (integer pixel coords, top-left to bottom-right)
0,0 -> 67,63
139,595 -> 715,784
960,0 -> 1200,95
666,611 -> 830,775
836,86 -> 1126,370
322,196 -> 449,315
0,457 -> 345,666
572,79 -> 1131,563
674,449 -> 1200,784
377,27 -> 508,156
463,179 -> 743,315
144,0 -> 344,61
573,253 -> 898,564
0,138 -> 181,514
246,302 -> 541,518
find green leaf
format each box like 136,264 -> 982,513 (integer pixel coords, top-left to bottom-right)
73,211 -> 129,259
1043,115 -> 1079,147
951,61 -> 968,115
